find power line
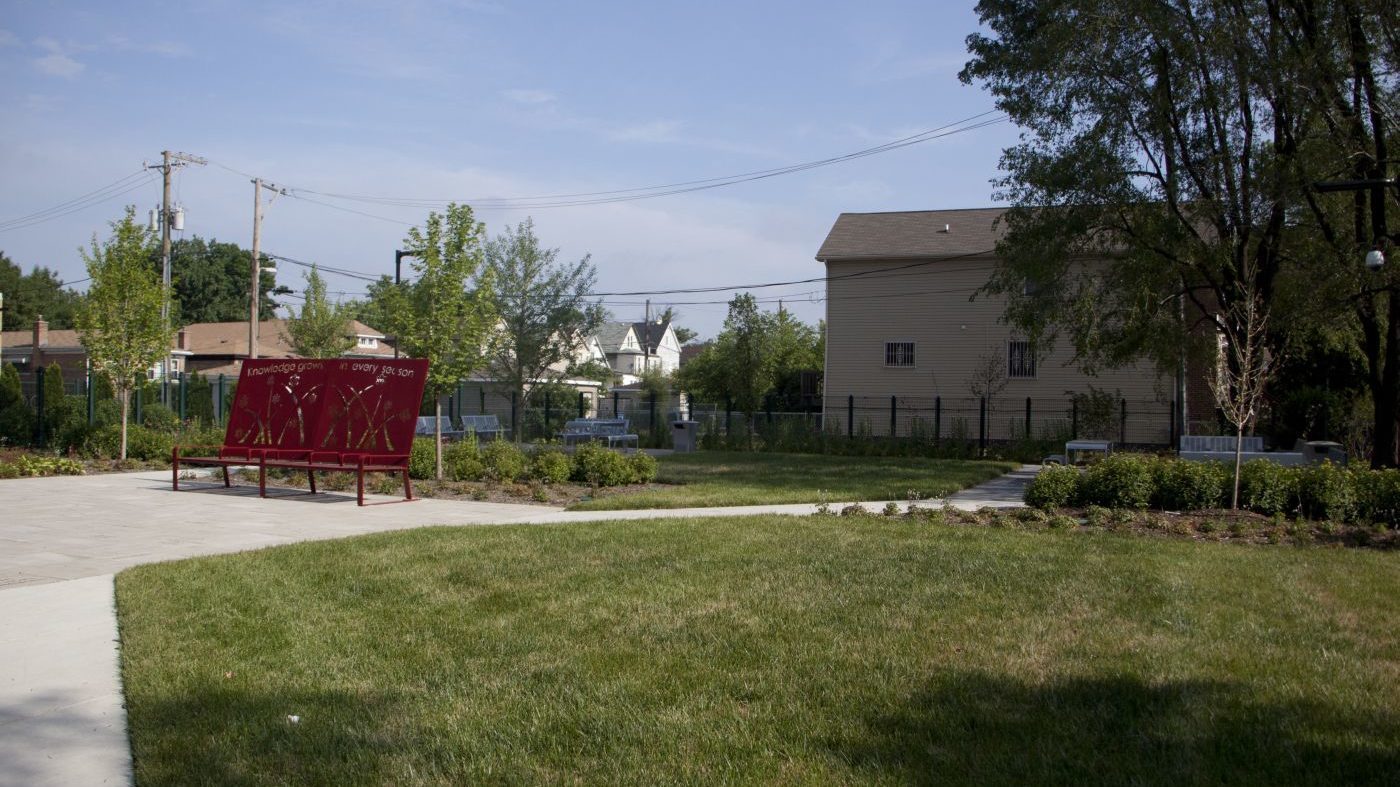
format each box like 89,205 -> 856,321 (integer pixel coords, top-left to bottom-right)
0,171 -> 158,233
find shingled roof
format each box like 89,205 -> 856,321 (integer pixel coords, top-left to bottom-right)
814,208 -> 1006,262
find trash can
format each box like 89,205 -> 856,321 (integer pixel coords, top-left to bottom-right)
1302,440 -> 1347,466
672,420 -> 699,452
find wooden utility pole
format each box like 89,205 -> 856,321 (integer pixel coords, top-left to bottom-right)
145,151 -> 204,396
249,178 -> 263,359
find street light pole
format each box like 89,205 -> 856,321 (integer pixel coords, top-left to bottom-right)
392,250 -> 416,358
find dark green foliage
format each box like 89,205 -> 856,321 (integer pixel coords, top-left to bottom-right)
0,363 -> 33,445
1153,460 -> 1228,512
1296,462 -> 1354,522
481,440 -> 527,483
157,237 -> 282,323
1024,464 -> 1081,510
83,424 -> 173,461
443,441 -> 485,482
1238,461 -> 1296,517
628,452 -> 658,484
1352,469 -> 1400,528
408,438 -> 435,480
184,372 -> 215,427
0,252 -> 83,329
141,402 -> 181,433
40,365 -> 72,445
531,449 -> 571,485
1078,455 -> 1156,510
571,442 -> 631,487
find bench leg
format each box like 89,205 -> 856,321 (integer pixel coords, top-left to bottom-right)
171,447 -> 180,492
259,460 -> 267,498
221,466 -> 231,488
403,469 -> 414,501
308,469 -> 317,494
357,468 -> 365,506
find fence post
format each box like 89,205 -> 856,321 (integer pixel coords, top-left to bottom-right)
766,394 -> 773,430
479,388 -> 486,415
847,394 -> 854,438
613,390 -> 620,418
650,390 -> 659,439
86,363 -> 95,426
34,365 -> 46,448
727,396 -> 734,437
934,396 -> 941,445
1169,398 -> 1178,447
511,391 -> 518,440
179,370 -> 187,421
217,374 -> 225,427
578,390 -> 585,419
978,396 -> 987,454
134,382 -> 143,427
1071,398 -> 1078,439
889,395 -> 897,438
1025,396 -> 1032,440
544,390 -> 552,437
1120,398 -> 1127,445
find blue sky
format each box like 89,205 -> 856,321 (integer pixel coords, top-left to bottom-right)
0,0 -> 1017,338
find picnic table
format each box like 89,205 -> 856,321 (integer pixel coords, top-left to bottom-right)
172,358 -> 429,505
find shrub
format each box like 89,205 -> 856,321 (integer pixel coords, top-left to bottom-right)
628,451 -> 658,484
571,442 -> 631,487
1353,468 -> 1400,528
1154,459 -> 1228,511
10,455 -> 84,477
83,424 -> 173,461
443,441 -> 485,482
1296,461 -> 1354,522
482,440 -> 528,483
1024,464 -> 1081,510
141,402 -> 181,433
1078,454 -> 1156,509
408,438 -> 435,480
1239,460 -> 1296,516
531,449 -> 572,485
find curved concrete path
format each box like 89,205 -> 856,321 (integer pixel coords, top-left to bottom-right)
0,465 -> 1035,786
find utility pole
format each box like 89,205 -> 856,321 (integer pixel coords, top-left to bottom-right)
393,250 -> 416,358
145,150 -> 204,401
248,178 -> 287,361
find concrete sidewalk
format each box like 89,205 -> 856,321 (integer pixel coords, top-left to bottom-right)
0,465 -> 1034,786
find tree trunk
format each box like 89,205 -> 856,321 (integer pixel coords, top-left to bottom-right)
119,388 -> 130,461
435,396 -> 444,481
1232,423 -> 1244,510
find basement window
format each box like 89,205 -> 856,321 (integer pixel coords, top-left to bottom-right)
1007,340 -> 1037,379
885,341 -> 916,368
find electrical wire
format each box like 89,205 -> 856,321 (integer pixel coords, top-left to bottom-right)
0,171 -> 158,233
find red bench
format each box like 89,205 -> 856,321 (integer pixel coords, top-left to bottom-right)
172,358 -> 429,505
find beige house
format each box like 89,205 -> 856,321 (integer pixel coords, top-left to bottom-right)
816,208 -> 1193,445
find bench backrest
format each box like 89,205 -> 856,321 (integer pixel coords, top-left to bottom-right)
415,416 -> 452,435
458,415 -> 502,432
1180,435 -> 1264,453
314,359 -> 430,457
562,418 -> 631,435
222,359 -> 333,454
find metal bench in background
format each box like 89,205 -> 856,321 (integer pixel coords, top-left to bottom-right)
457,414 -> 509,441
558,418 -> 639,449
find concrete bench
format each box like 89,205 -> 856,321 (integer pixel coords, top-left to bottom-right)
558,418 -> 639,449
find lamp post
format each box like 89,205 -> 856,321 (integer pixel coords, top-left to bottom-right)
392,250 -> 416,358
1313,177 -> 1398,269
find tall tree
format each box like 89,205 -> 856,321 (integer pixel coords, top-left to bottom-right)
656,306 -> 698,344
960,0 -> 1396,457
378,204 -> 495,479
77,208 -> 174,459
483,218 -> 604,428
153,237 -> 284,324
284,265 -> 354,358
0,252 -> 84,329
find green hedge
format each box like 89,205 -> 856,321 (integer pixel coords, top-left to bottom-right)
407,438 -> 648,488
1024,455 -> 1400,528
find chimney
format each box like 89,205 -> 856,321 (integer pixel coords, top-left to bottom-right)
33,315 -> 48,348
177,328 -> 188,351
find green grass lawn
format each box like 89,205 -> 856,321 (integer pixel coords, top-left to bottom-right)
570,451 -> 1018,510
117,517 -> 1400,785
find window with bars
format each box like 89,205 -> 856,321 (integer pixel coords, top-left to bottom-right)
1008,340 -> 1036,378
885,341 -> 915,367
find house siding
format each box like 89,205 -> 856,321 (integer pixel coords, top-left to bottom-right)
822,256 -> 1174,444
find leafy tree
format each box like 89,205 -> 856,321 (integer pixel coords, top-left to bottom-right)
961,0 -> 1396,464
344,275 -> 398,337
483,218 -> 604,432
717,294 -> 773,425
0,362 -> 31,445
41,364 -> 72,447
284,265 -> 354,358
77,208 -> 174,460
378,204 -> 495,479
566,359 -> 614,389
184,370 -> 215,427
656,306 -> 698,344
0,252 -> 83,329
768,308 -> 821,410
154,237 -> 283,324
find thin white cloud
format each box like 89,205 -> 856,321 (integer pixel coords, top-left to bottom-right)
105,34 -> 192,58
607,120 -> 683,144
502,88 -> 556,105
33,38 -> 84,78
